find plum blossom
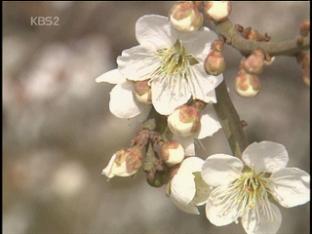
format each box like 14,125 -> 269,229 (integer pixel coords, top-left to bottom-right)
96,14 -> 223,117
168,157 -> 210,215
201,141 -> 310,234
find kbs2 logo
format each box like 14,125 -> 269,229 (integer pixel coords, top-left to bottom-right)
30,16 -> 60,26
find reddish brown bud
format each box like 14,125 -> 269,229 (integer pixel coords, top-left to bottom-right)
160,141 -> 185,166
133,80 -> 152,104
169,2 -> 203,32
192,99 -> 207,111
211,39 -> 225,52
300,20 -> 310,37
102,147 -> 143,178
204,50 -> 226,75
235,70 -> 261,97
297,52 -> 310,86
242,49 -> 265,75
167,105 -> 201,137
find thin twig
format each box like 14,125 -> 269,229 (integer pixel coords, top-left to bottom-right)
212,19 -> 310,56
213,80 -> 248,157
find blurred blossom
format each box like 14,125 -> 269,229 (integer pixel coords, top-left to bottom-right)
3,204 -> 33,234
50,161 -> 88,198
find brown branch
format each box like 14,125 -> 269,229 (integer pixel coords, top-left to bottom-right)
213,19 -> 310,56
213,80 -> 248,157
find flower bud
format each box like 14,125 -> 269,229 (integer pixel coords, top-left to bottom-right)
102,147 -> 143,179
167,105 -> 201,137
204,50 -> 226,75
192,99 -> 207,111
300,20 -> 310,37
204,1 -> 231,23
297,52 -> 310,86
242,49 -> 265,75
160,141 -> 185,166
133,80 -> 152,104
169,2 -> 203,32
211,39 -> 224,52
235,70 -> 261,97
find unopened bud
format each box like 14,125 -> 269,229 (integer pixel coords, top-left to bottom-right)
242,49 -> 265,75
211,39 -> 224,52
235,70 -> 261,97
102,147 -> 143,179
167,105 -> 201,137
133,80 -> 152,104
160,141 -> 185,166
204,1 -> 231,23
169,2 -> 203,32
297,52 -> 310,86
300,20 -> 310,37
204,50 -> 226,75
192,99 -> 207,111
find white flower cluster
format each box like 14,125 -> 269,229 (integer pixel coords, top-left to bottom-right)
96,13 -> 310,234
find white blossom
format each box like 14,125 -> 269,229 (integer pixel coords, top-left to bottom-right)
168,157 -> 210,215
96,15 -> 223,116
201,141 -> 310,234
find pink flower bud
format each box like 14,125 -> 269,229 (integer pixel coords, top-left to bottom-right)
133,80 -> 152,104
169,2 -> 203,32
204,50 -> 226,75
204,1 -> 231,23
242,49 -> 265,75
167,105 -> 201,137
102,147 -> 143,178
211,39 -> 225,52
235,70 -> 261,97
300,20 -> 310,37
160,141 -> 185,166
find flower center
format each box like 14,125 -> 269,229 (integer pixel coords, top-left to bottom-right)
156,40 -> 198,76
232,171 -> 270,210
211,170 -> 277,221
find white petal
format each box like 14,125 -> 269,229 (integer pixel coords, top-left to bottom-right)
109,81 -> 148,118
101,154 -> 117,178
151,75 -> 191,115
117,45 -> 160,81
270,167 -> 310,208
189,63 -> 223,103
241,201 -> 282,234
95,69 -> 125,84
178,156 -> 204,174
197,105 -> 221,139
170,171 -> 196,206
205,186 -> 240,226
201,154 -> 243,187
242,141 -> 289,173
177,27 -> 217,60
173,135 -> 195,156
170,197 -> 200,215
135,15 -> 175,51
192,172 -> 211,206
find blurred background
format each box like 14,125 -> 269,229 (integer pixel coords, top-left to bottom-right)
3,1 -> 310,234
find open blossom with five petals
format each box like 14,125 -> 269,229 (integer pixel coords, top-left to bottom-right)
201,141 -> 310,234
96,14 -> 223,116
168,157 -> 210,215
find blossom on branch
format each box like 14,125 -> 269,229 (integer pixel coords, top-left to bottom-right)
201,141 -> 310,234
96,15 -> 223,116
